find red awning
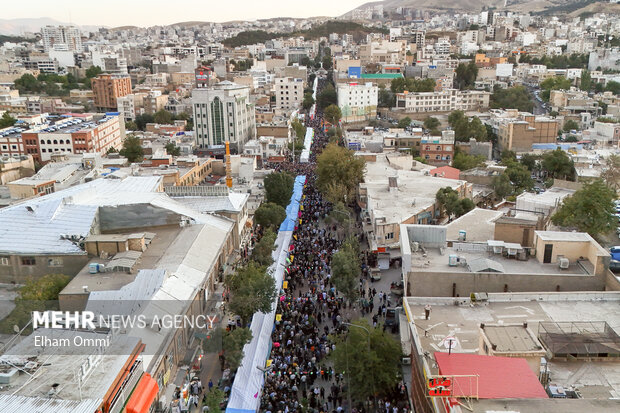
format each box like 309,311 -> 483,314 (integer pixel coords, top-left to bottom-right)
126,373 -> 159,413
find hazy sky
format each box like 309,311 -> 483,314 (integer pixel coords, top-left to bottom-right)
3,0 -> 372,27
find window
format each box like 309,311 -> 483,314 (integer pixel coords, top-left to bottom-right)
48,257 -> 63,267
0,257 -> 9,266
21,257 -> 36,266
385,232 -> 394,240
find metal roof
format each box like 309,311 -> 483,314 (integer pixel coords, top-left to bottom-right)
468,258 -> 505,273
0,395 -> 103,413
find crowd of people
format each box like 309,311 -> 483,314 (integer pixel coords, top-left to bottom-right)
259,80 -> 410,413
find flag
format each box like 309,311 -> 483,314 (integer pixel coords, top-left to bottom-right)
254,391 -> 259,398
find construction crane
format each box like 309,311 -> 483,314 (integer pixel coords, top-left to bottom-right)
225,141 -> 233,188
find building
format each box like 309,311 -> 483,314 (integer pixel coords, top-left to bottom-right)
91,74 -> 132,111
143,91 -> 168,115
274,77 -> 304,111
192,81 -> 256,152
403,292 -> 620,413
359,40 -> 407,66
117,94 -> 137,120
420,131 -> 455,166
41,25 -> 82,52
337,82 -> 378,123
5,114 -> 126,163
494,112 -> 560,152
395,89 -> 490,113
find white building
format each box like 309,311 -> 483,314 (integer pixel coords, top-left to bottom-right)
117,94 -> 136,121
41,25 -> 82,52
337,82 -> 378,123
274,77 -> 304,111
395,89 -> 490,113
192,81 -> 256,152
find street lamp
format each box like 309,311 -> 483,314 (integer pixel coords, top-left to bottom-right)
342,322 -> 375,412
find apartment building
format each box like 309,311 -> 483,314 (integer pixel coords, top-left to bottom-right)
117,94 -> 137,120
493,111 -> 560,152
91,74 -> 132,111
395,89 -> 490,113
143,91 -> 168,115
337,82 -> 379,123
41,25 -> 82,52
359,39 -> 407,66
420,130 -> 455,166
274,77 -> 304,111
192,81 -> 256,152
1,114 -> 125,163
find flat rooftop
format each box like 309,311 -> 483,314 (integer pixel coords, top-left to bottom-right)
405,292 -> 620,403
483,325 -> 542,352
445,208 -> 504,242
409,245 -> 593,275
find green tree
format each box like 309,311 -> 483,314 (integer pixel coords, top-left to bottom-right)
85,66 -> 103,78
540,76 -> 572,101
222,327 -> 253,371
254,202 -> 286,230
204,388 -> 225,413
378,86 -> 395,108
324,104 -> 342,125
580,69 -> 592,91
455,62 -> 478,89
492,173 -> 513,199
125,120 -> 138,131
317,143 -> 365,205
316,83 -> 337,109
165,142 -> 181,156
490,86 -> 534,112
541,148 -> 575,180
423,117 -> 440,130
119,135 -> 144,162
14,73 -> 43,93
397,116 -> 412,129
291,119 -> 306,139
505,162 -> 534,192
451,150 -> 486,171
264,172 -> 294,207
436,187 -> 472,219
390,77 -> 435,93
552,180 -> 616,239
605,81 -> 620,95
448,111 -> 487,142
252,228 -> 277,266
563,119 -> 580,132
520,153 -> 538,171
302,92 -> 314,110
329,319 -> 402,403
135,114 -> 155,130
601,154 -> 620,191
226,262 -> 276,325
0,112 -> 17,128
154,109 -> 174,124
331,237 -> 361,302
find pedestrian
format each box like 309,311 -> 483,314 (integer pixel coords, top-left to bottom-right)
425,304 -> 431,320
208,379 -> 213,391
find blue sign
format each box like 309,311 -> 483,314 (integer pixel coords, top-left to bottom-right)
348,66 -> 362,79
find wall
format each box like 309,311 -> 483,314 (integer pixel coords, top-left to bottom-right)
532,237 -> 609,276
0,254 -> 89,283
494,220 -> 538,247
406,270 -> 605,297
99,205 -> 182,232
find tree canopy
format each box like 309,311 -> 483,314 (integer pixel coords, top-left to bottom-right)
455,62 -> 478,89
552,180 -> 616,239
451,150 -> 486,171
317,143 -> 365,205
541,148 -> 575,180
436,187 -> 474,219
423,117 -> 440,131
252,228 -> 277,266
329,319 -> 402,402
302,92 -> 315,110
490,86 -> 534,112
601,154 -> 620,191
264,172 -> 295,207
316,83 -> 337,109
165,142 -> 180,156
119,135 -> 144,162
390,77 -> 435,93
540,76 -> 572,101
397,116 -> 412,129
331,237 -> 361,302
154,109 -> 174,125
222,327 -> 253,370
324,104 -> 342,125
226,262 -> 276,325
254,202 -> 286,231
448,111 -> 487,142
0,112 -> 17,128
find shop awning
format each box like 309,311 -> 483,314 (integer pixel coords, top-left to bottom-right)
126,373 -> 159,413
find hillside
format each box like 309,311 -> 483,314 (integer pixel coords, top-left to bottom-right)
223,20 -> 388,48
344,0 -> 603,16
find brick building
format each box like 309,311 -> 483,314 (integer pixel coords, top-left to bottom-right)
420,131 -> 455,166
92,74 -> 132,111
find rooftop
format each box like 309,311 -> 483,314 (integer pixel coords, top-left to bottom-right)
445,208 -> 504,242
482,324 -> 543,352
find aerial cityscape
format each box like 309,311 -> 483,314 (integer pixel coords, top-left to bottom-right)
0,0 -> 619,412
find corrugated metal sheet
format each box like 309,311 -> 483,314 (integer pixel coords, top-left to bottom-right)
0,395 -> 103,413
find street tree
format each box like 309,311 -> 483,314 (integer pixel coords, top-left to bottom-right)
222,327 -> 253,370
119,135 -> 144,162
541,148 -> 575,180
302,92 -> 314,110
264,172 -> 295,207
448,111 -> 487,142
397,116 -> 412,129
331,237 -> 361,302
580,69 -> 592,91
252,228 -> 277,266
316,83 -> 337,109
436,187 -> 474,219
165,142 -> 180,156
204,389 -> 225,413
455,62 -> 478,89
254,202 -> 286,230
451,150 -> 486,171
601,154 -> 620,190
492,173 -> 513,199
552,179 -> 616,239
490,86 -> 534,112
520,154 -> 539,172
423,117 -> 440,131
563,119 -> 580,132
324,104 -> 342,125
0,112 -> 16,128
329,319 -> 402,403
317,143 -> 365,205
291,119 -> 306,139
226,262 -> 276,325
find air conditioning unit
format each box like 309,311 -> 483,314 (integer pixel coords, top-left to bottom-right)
558,256 -> 569,269
401,357 -> 411,365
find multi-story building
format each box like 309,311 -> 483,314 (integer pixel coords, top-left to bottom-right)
1,114 -> 125,163
192,81 -> 256,152
91,74 -> 132,111
359,40 -> 407,66
143,91 -> 168,115
337,82 -> 378,123
274,77 -> 304,111
492,110 -> 560,152
41,25 -> 82,52
117,94 -> 137,121
395,89 -> 490,113
420,130 -> 455,166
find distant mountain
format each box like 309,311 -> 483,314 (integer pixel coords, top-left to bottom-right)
343,0 -> 601,16
0,18 -> 103,35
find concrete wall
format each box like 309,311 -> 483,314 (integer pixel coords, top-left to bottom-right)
532,237 -> 609,276
0,254 -> 89,284
494,221 -> 537,247
406,270 -> 606,297
99,204 -> 182,232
